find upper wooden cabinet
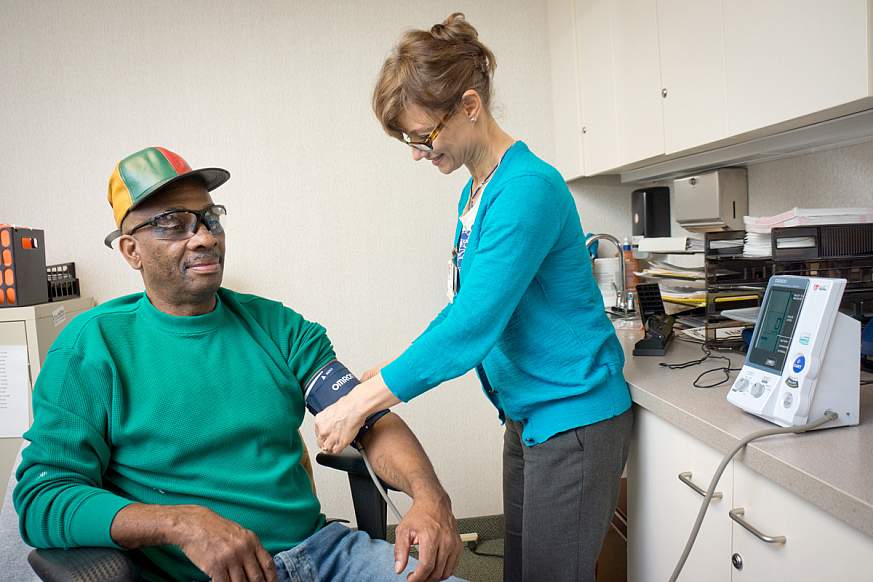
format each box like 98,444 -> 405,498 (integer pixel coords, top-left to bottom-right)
656,0 -> 728,154
575,0 -> 622,175
723,0 -> 872,137
548,0 -> 873,177
612,0 -> 664,164
547,0 -> 586,181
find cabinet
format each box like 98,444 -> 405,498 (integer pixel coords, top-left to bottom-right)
628,407 -> 732,582
628,407 -> 873,581
0,297 -> 93,502
550,0 -> 873,177
575,0 -> 621,175
731,462 -> 873,581
547,0 -> 586,180
656,0 -> 728,154
612,0 -> 664,164
723,0 -> 872,137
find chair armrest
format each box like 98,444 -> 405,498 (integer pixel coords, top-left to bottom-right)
315,447 -> 399,491
28,547 -> 139,582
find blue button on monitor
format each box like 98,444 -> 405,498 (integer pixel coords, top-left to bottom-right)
793,355 -> 806,373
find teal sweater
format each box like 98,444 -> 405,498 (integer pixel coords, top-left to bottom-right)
382,141 -> 631,445
14,289 -> 333,580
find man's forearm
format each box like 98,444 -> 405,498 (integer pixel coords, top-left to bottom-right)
110,503 -> 197,548
358,413 -> 449,504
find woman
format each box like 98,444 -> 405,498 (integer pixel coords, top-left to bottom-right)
315,13 -> 633,582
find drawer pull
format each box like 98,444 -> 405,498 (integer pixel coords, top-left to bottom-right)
729,507 -> 786,544
678,471 -> 722,500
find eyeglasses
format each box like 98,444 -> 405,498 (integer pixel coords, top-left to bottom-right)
104,204 -> 227,248
401,106 -> 457,152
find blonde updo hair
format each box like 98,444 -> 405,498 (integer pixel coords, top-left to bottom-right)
373,13 -> 497,140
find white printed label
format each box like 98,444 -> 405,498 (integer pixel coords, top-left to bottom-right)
52,306 -> 66,327
0,345 -> 29,437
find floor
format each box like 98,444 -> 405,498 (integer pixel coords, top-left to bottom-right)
388,514 -> 505,582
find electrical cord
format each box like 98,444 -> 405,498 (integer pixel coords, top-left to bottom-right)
659,342 -> 743,389
668,410 -> 839,582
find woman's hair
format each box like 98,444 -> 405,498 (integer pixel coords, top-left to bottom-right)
373,13 -> 497,140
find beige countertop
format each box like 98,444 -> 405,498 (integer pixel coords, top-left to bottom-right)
615,323 -> 873,538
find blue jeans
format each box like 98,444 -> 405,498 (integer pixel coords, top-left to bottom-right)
273,522 -> 468,581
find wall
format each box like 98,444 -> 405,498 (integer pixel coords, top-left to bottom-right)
0,0 -> 556,523
568,176 -> 635,246
747,140 -> 873,213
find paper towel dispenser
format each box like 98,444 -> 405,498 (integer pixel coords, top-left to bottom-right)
673,167 -> 748,232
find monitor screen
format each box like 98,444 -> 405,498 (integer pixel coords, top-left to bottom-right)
748,286 -> 805,373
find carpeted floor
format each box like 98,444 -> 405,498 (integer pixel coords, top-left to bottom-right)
388,514 -> 505,582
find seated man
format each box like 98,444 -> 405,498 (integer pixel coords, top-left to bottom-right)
14,147 -> 464,582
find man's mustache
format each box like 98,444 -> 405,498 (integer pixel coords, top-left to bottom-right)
183,252 -> 223,267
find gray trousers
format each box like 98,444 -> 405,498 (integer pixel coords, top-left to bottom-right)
503,407 -> 633,582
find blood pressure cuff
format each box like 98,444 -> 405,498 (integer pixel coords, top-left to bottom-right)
304,359 -> 390,444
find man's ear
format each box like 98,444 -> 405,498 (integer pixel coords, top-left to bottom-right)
118,235 -> 143,271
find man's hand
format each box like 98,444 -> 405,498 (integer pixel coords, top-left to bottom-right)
172,506 -> 277,582
111,503 -> 277,582
393,494 -> 462,582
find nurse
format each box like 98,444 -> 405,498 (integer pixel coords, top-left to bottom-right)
315,13 -> 633,582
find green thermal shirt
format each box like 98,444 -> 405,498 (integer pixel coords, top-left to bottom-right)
14,288 -> 334,580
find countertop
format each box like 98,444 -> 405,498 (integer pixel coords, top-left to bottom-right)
615,323 -> 873,538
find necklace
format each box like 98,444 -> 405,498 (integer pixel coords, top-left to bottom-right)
465,154 -> 503,214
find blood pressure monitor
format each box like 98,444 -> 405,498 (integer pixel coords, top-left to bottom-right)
728,275 -> 860,429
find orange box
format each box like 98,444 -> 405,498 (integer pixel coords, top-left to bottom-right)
0,225 -> 48,307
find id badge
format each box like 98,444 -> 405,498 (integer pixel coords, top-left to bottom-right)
446,248 -> 460,303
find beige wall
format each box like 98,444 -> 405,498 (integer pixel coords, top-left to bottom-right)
0,1 -> 557,523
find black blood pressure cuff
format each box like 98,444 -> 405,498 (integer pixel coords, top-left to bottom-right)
304,359 -> 390,445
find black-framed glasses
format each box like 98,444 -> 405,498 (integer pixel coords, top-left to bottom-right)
104,204 -> 227,248
401,106 -> 457,152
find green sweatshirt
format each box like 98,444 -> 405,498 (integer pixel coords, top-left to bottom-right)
14,288 -> 334,580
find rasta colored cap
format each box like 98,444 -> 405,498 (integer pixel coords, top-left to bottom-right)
104,146 -> 230,248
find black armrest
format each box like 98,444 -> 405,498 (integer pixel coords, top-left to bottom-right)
316,447 -> 400,540
28,547 -> 139,582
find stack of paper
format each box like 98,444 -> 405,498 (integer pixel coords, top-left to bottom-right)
743,207 -> 873,257
635,259 -> 706,309
743,231 -> 773,257
637,236 -> 704,253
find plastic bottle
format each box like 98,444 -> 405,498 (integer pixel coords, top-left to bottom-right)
623,237 -> 640,292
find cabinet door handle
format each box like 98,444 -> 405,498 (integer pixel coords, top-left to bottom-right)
678,471 -> 722,499
729,508 -> 786,544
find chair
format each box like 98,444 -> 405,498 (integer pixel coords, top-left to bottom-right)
1,445 -> 396,582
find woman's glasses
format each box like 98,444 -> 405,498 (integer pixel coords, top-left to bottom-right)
401,107 -> 457,152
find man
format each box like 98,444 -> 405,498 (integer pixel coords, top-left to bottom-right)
14,146 -> 464,582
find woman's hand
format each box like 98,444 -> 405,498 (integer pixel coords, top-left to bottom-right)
360,359 -> 392,382
314,373 -> 402,453
314,395 -> 367,454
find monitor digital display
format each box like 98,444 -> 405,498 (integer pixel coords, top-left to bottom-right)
748,286 -> 805,373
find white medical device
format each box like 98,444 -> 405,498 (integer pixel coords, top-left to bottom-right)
728,275 -> 860,429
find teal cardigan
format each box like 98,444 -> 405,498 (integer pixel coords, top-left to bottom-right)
382,141 -> 631,445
